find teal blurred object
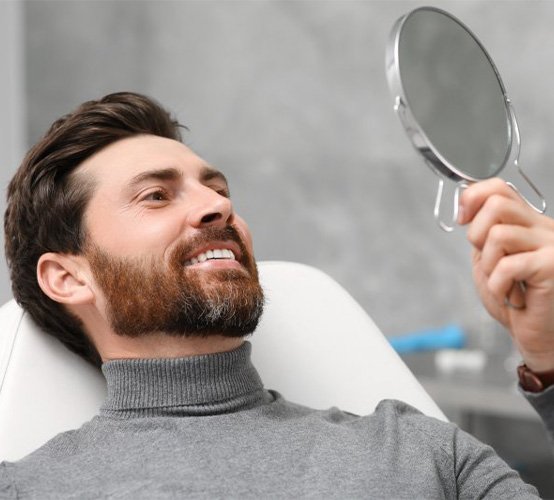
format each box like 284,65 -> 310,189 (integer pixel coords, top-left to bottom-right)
388,324 -> 466,353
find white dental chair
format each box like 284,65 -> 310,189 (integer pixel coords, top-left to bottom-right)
0,261 -> 446,462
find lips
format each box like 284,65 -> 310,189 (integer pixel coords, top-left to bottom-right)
181,238 -> 243,267
171,226 -> 251,272
184,248 -> 236,266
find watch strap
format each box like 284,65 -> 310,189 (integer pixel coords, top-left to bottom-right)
517,363 -> 554,393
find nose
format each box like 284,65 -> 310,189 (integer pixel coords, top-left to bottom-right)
188,184 -> 234,228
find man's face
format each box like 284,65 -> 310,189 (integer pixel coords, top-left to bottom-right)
77,134 -> 264,338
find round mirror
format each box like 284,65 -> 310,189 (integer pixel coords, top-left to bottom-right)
397,8 -> 509,180
386,6 -> 545,230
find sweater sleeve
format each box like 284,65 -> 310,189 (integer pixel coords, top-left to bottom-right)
522,384 -> 554,446
0,463 -> 16,500
453,426 -> 540,499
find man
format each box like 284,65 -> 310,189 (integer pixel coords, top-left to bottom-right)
0,92 -> 551,498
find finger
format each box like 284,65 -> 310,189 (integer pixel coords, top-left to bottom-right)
466,194 -> 535,250
487,247 -> 554,307
505,281 -> 526,310
471,248 -> 509,324
479,225 -> 539,277
487,252 -> 533,305
459,178 -> 522,225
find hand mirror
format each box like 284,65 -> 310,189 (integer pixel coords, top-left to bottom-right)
386,6 -> 546,231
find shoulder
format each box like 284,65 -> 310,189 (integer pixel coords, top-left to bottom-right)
266,392 -> 452,433
0,462 -> 16,499
368,399 -> 505,461
2,416 -> 102,467
360,399 -> 461,460
372,399 -> 456,440
268,394 -> 459,456
0,418 -> 105,497
316,398 -> 504,469
370,400 -> 537,496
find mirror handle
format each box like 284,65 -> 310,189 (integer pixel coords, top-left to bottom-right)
433,177 -> 468,232
505,172 -> 547,214
506,99 -> 547,214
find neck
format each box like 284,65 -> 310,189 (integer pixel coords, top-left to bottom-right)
100,341 -> 270,417
98,334 -> 244,362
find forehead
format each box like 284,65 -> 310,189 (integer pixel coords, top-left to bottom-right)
77,134 -> 214,189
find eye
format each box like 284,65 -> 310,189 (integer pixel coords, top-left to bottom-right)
141,189 -> 169,202
211,185 -> 231,198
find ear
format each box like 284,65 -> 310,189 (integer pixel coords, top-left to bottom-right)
37,253 -> 94,305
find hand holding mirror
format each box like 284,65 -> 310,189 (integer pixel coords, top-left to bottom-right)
385,6 -> 546,232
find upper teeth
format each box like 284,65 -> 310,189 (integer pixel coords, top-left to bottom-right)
186,248 -> 236,265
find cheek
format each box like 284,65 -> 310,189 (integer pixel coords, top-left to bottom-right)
86,207 -> 181,256
234,215 -> 255,254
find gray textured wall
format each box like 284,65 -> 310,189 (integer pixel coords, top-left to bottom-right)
1,1 -> 25,305
21,0 -> 554,340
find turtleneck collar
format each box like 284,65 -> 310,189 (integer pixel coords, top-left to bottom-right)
100,341 -> 271,418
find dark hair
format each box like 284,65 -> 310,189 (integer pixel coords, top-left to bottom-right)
4,92 -> 184,367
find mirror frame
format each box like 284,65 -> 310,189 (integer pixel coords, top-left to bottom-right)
385,6 -> 513,183
385,6 -> 546,231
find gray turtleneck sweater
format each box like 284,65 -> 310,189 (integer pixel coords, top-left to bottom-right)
0,342 -> 542,498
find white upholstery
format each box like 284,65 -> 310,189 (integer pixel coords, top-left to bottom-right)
0,261 -> 446,462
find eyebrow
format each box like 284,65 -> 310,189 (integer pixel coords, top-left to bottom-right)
127,165 -> 229,191
128,167 -> 183,190
200,165 -> 229,187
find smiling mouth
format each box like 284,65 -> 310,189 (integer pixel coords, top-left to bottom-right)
184,248 -> 236,266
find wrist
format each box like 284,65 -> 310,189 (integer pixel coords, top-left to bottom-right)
519,354 -> 554,373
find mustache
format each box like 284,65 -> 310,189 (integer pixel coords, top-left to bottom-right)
170,225 -> 251,267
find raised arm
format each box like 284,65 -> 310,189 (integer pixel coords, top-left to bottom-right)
459,178 -> 554,435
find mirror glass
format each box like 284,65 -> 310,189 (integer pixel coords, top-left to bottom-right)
397,8 -> 509,180
386,6 -> 546,230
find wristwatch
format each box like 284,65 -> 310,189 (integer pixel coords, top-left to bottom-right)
517,363 -> 554,393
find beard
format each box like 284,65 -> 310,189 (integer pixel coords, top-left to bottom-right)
86,226 -> 265,339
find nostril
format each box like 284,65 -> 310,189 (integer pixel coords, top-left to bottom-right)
200,212 -> 221,224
